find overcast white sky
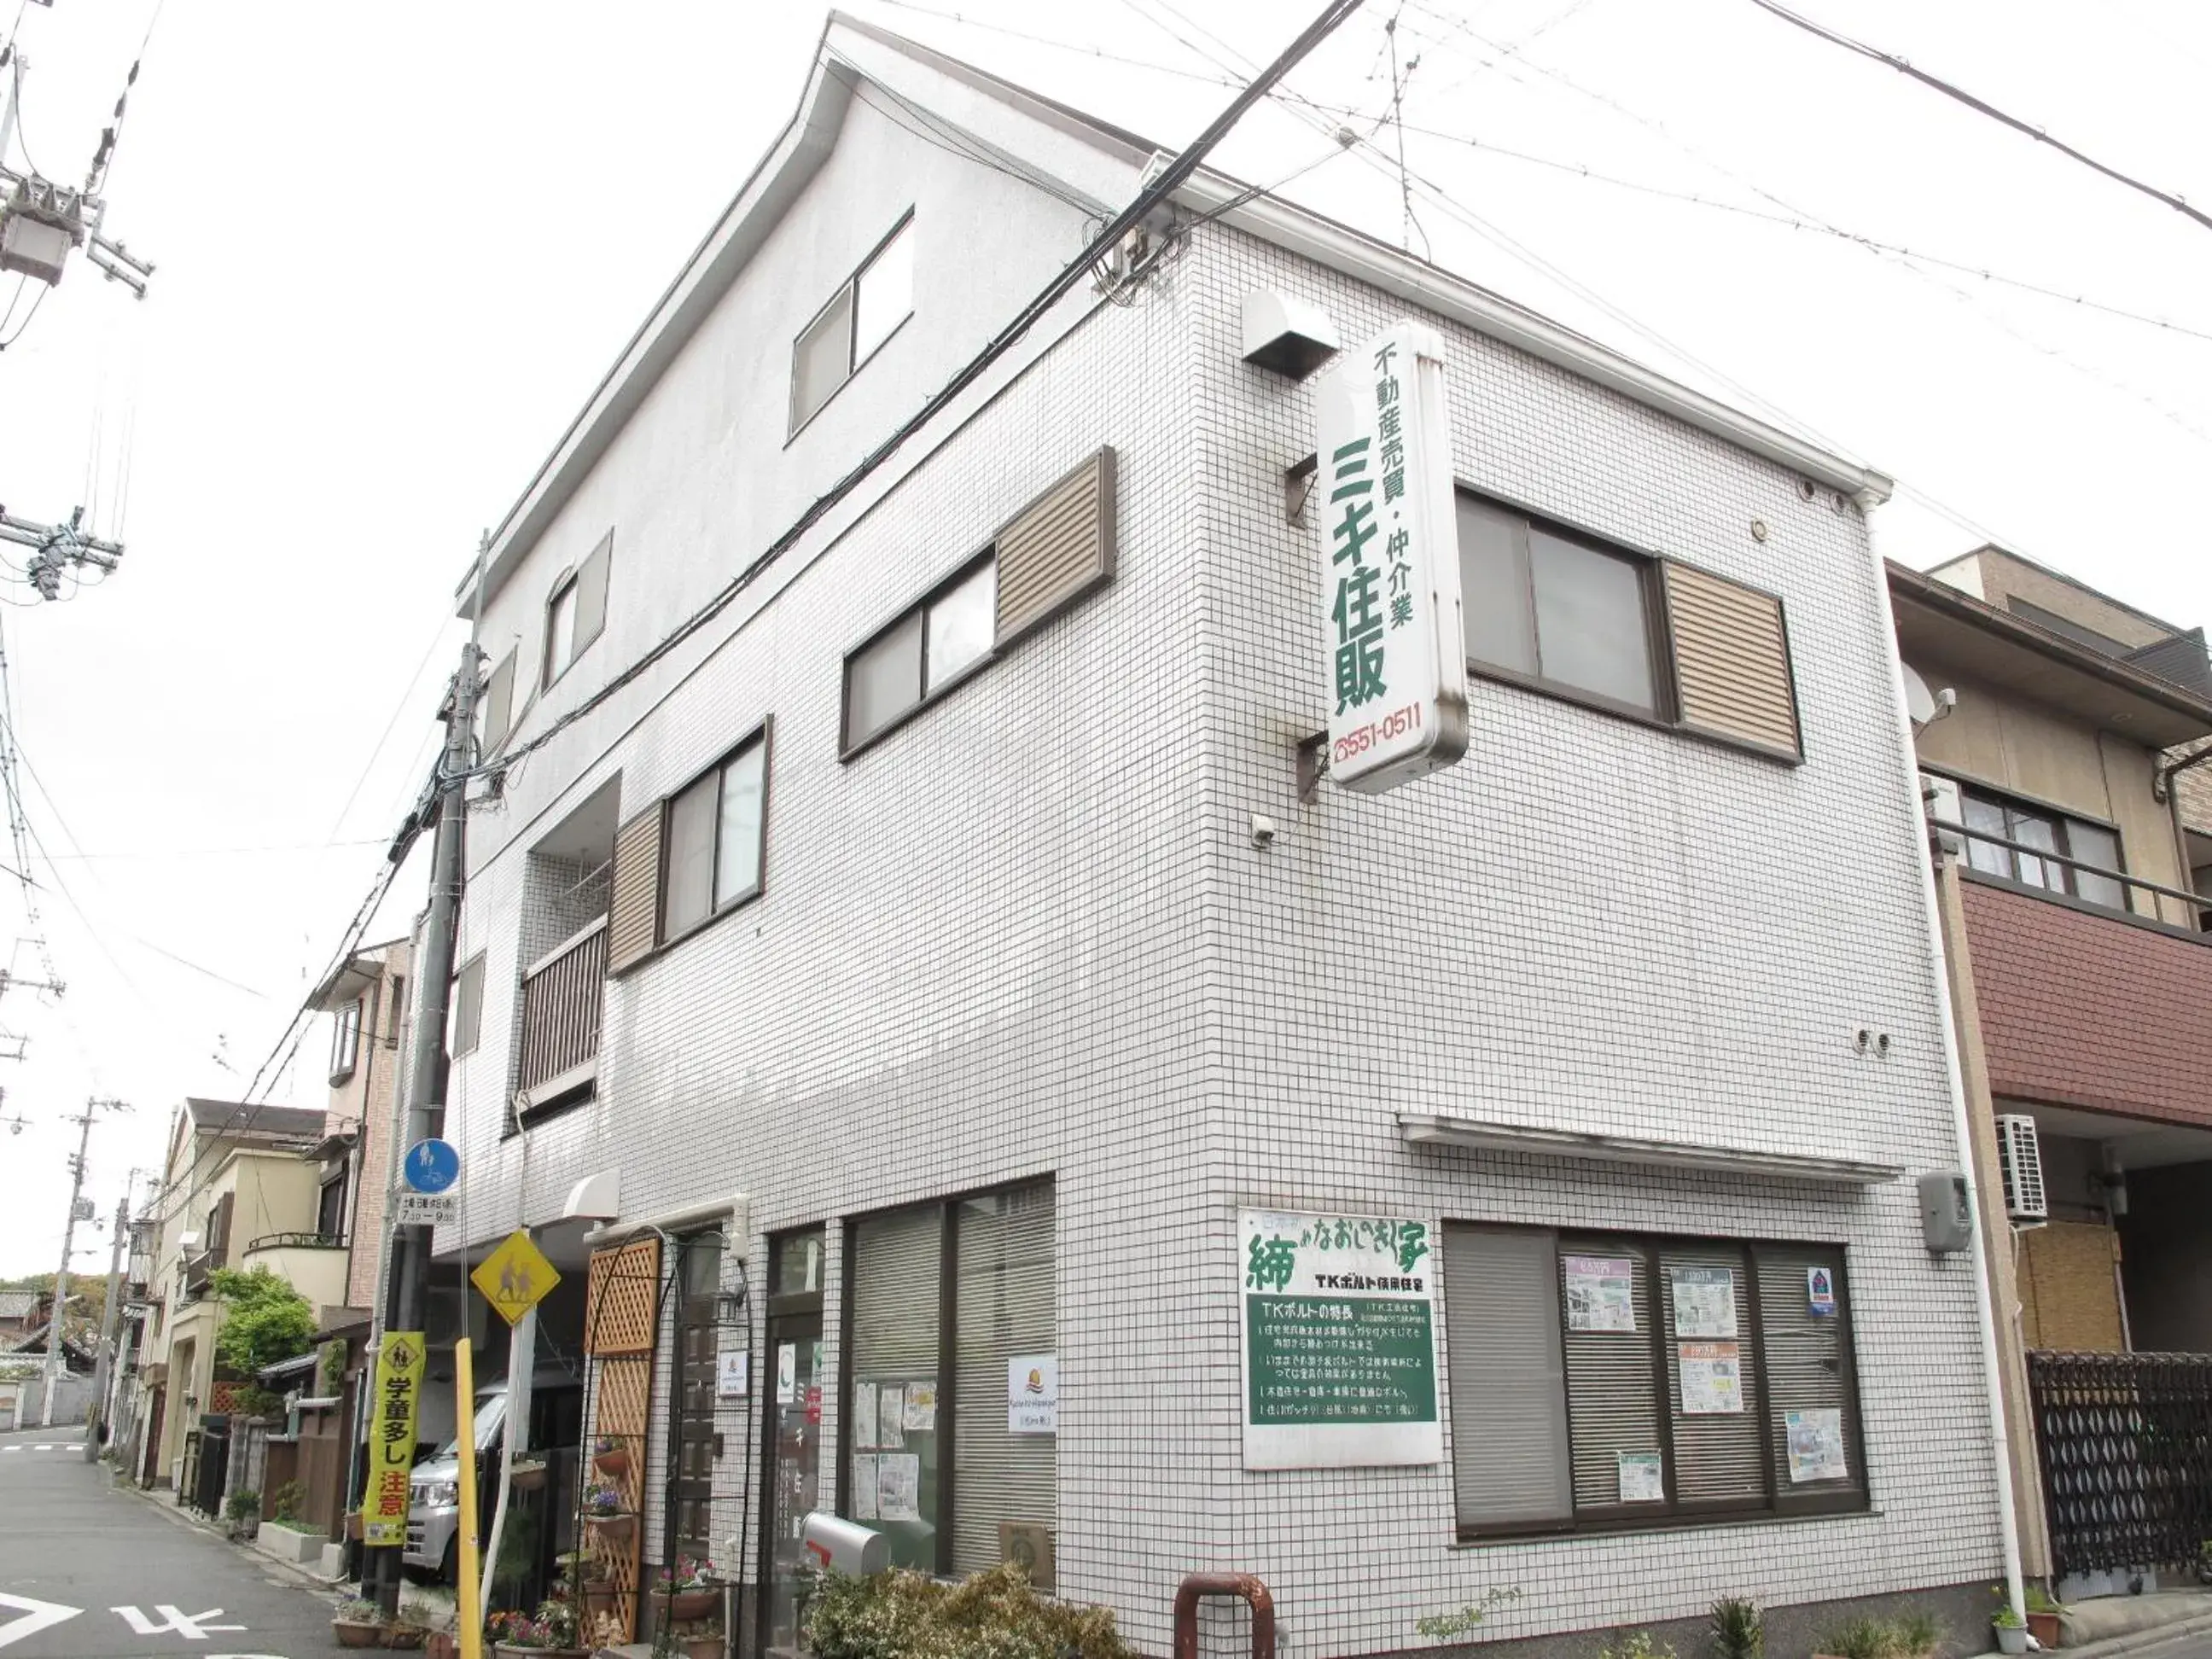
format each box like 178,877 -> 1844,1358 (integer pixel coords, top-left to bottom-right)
0,0 -> 2205,1279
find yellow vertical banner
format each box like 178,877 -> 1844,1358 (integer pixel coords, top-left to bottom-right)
454,1338 -> 484,1659
364,1331 -> 425,1547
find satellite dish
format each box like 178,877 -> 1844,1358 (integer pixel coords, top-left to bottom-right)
1901,663 -> 1937,726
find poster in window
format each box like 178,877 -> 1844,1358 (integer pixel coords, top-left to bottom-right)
775,1342 -> 797,1406
851,1378 -> 877,1449
1563,1255 -> 1637,1332
1807,1266 -> 1837,1318
903,1381 -> 937,1432
877,1384 -> 905,1448
1677,1341 -> 1743,1413
1668,1266 -> 1738,1337
851,1454 -> 879,1520
1237,1208 -> 1441,1470
1008,1355 -> 1057,1434
876,1452 -> 921,1522
1785,1408 -> 1848,1481
1616,1450 -> 1664,1503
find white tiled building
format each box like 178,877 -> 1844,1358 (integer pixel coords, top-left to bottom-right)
434,16 -> 2005,1656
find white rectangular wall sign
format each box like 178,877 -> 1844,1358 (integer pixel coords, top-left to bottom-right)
1313,321 -> 1469,794
1238,1208 -> 1442,1469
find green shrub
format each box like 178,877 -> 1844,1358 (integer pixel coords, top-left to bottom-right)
1816,1613 -> 1945,1659
804,1563 -> 1133,1659
1415,1587 -> 1522,1642
207,1267 -> 318,1377
223,1489 -> 260,1525
267,1480 -> 306,1522
1709,1597 -> 1762,1659
1601,1633 -> 1677,1659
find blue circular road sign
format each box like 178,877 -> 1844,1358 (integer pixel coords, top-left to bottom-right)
404,1138 -> 461,1194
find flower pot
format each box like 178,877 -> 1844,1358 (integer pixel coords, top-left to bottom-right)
680,1636 -> 724,1659
508,1460 -> 548,1493
2027,1613 -> 2062,1649
584,1512 -> 635,1545
426,1633 -> 459,1659
651,1587 -> 719,1621
346,1511 -> 364,1541
493,1647 -> 585,1659
381,1625 -> 428,1650
582,1580 -> 616,1621
1994,1623 -> 2029,1655
334,1620 -> 382,1650
591,1447 -> 630,1479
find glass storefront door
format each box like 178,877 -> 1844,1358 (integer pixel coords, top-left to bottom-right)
759,1230 -> 824,1658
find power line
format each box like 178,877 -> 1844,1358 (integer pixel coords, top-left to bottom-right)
471,0 -> 1371,791
859,0 -> 1243,90
1745,0 -> 2212,237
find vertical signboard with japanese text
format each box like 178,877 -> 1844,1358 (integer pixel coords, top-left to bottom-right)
1315,321 -> 1468,793
1238,1208 -> 1442,1469
364,1330 -> 424,1546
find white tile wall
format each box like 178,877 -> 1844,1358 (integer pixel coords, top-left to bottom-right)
437,169 -> 2000,1656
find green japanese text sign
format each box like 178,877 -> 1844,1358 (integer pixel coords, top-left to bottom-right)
1238,1208 -> 1443,1470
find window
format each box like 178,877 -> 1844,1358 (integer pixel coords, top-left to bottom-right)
791,215 -> 914,433
659,731 -> 769,942
841,1180 -> 1056,1579
842,560 -> 997,750
1454,491 -> 1804,759
1445,1224 -> 1865,1537
543,532 -> 612,690
329,999 -> 362,1082
316,1173 -> 347,1243
1924,774 -> 2128,911
478,650 -> 517,759
450,954 -> 485,1058
1459,493 -> 1657,715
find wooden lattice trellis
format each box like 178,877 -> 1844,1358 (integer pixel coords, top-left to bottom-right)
583,1236 -> 661,1643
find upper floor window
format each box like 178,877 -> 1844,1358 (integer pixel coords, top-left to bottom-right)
479,649 -> 517,760
316,1173 -> 347,1242
1460,494 -> 1658,715
844,559 -> 996,751
660,731 -> 770,942
791,214 -> 914,434
544,531 -> 613,690
1453,489 -> 1802,760
329,999 -> 362,1083
1923,773 -> 2126,910
450,953 -> 486,1058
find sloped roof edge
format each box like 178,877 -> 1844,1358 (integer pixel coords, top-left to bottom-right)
461,14 -> 1889,611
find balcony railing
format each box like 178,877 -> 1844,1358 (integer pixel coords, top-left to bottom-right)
516,915 -> 607,1111
1932,815 -> 2212,933
244,1231 -> 346,1254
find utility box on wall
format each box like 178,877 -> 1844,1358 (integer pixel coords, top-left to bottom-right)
1918,1172 -> 1972,1253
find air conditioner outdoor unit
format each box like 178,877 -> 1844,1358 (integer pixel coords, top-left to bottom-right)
1995,1115 -> 2048,1223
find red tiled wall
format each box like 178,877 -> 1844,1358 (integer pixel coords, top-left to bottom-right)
1961,877 -> 2212,1128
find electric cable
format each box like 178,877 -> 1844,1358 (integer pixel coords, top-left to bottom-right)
1745,0 -> 2212,237
0,281 -> 44,349
859,0 -> 1242,90
467,0 -> 1369,791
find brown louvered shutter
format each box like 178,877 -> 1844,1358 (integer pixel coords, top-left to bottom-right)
1662,562 -> 1802,760
992,447 -> 1117,646
606,805 -> 662,974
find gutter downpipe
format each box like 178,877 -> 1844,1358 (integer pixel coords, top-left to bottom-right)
1861,489 -> 2026,1622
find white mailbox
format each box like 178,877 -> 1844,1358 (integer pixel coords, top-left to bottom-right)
801,1511 -> 888,1576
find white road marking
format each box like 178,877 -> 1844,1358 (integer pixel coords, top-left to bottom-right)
113,1605 -> 249,1639
0,1592 -> 83,1650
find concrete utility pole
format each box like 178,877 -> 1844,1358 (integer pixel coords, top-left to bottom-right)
364,638 -> 480,1619
42,1097 -> 124,1426
83,1185 -> 130,1461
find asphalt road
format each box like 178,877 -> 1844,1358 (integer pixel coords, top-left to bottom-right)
0,1424 -> 339,1659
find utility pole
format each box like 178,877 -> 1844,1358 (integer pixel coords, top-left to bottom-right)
83,1184 -> 130,1462
364,637 -> 479,1618
42,1097 -> 124,1427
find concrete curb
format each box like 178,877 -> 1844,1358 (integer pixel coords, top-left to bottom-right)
2056,1610 -> 2212,1658
108,1469 -> 351,1595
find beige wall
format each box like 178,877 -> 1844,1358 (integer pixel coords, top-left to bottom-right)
1911,643 -> 2190,894
323,943 -> 410,1313
1933,550 -> 2174,650
2017,1221 -> 2126,1352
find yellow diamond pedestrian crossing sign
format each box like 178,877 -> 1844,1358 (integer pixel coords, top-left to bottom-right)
473,1230 -> 559,1327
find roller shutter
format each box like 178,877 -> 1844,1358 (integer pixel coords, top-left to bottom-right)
1444,1225 -> 1572,1530
951,1182 -> 1056,1580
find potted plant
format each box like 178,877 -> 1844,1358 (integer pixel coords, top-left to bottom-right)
333,1598 -> 385,1650
2023,1587 -> 2065,1650
488,1598 -> 585,1659
381,1621 -> 428,1650
1993,1604 -> 2028,1656
223,1489 -> 261,1541
591,1435 -> 630,1479
581,1478 -> 634,1543
650,1557 -> 720,1622
508,1454 -> 549,1493
661,1615 -> 723,1659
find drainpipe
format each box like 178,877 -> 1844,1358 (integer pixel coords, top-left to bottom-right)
1863,508 -> 2027,1622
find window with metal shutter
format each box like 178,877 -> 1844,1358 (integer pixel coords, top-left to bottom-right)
1444,1225 -> 1571,1531
992,448 -> 1116,646
605,806 -> 661,974
480,651 -> 515,760
848,1206 -> 944,1571
951,1182 -> 1055,1580
1557,1237 -> 1661,1513
1658,1247 -> 1767,1512
1754,1245 -> 1866,1511
1662,562 -> 1802,760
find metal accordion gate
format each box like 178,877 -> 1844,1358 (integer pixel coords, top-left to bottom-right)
2028,1348 -> 2212,1581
